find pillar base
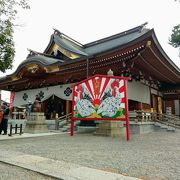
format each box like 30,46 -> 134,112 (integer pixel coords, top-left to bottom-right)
94,121 -> 126,138
24,112 -> 48,133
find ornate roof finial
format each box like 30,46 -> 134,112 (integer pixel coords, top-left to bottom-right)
53,27 -> 62,35
27,48 -> 38,58
140,22 -> 148,32
107,69 -> 114,76
141,22 -> 148,27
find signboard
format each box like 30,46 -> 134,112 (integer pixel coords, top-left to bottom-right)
71,74 -> 130,141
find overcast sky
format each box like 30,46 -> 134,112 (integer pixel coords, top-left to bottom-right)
1,0 -> 180,101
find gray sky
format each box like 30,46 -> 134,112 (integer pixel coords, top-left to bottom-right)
1,0 -> 180,101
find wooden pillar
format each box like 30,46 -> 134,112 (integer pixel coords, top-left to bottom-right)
66,100 -> 70,115
0,90 -> 1,109
152,95 -> 157,112
0,90 -> 2,121
158,96 -> 162,114
138,102 -> 143,110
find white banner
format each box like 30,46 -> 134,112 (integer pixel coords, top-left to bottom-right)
127,81 -> 150,104
14,83 -> 73,107
14,81 -> 151,106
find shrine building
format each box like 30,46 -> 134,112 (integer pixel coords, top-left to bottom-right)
0,23 -> 179,119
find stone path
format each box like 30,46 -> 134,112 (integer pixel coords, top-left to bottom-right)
0,131 -> 180,179
0,132 -> 140,180
0,149 -> 139,180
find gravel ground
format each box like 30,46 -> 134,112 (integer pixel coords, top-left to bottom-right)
0,162 -> 57,180
0,131 -> 180,180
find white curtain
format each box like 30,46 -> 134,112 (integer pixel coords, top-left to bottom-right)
14,83 -> 73,106
13,81 -> 151,106
128,81 -> 150,104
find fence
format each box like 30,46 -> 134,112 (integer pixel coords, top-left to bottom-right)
8,124 -> 23,136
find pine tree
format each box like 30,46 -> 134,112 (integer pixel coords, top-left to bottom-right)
169,24 -> 180,57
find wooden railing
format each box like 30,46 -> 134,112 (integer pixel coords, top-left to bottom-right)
152,113 -> 180,129
55,111 -> 180,130
129,110 -> 180,129
55,113 -> 72,130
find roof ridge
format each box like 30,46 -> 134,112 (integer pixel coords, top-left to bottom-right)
84,22 -> 148,48
53,28 -> 84,47
27,49 -> 55,59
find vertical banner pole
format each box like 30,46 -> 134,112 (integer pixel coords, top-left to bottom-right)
124,79 -> 130,141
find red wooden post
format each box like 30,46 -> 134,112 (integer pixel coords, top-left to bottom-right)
126,119 -> 130,141
71,86 -> 75,136
70,119 -> 74,136
0,90 -> 1,110
124,80 -> 130,141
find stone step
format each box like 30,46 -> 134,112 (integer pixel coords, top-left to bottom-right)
59,127 -> 68,132
160,125 -> 168,129
154,122 -> 177,132
167,127 -> 175,132
59,121 -> 67,128
63,125 -> 71,129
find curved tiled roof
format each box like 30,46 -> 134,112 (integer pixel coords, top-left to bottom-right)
53,34 -> 88,56
84,27 -> 149,56
44,23 -> 149,58
20,54 -> 64,66
11,54 -> 64,76
20,54 -> 63,66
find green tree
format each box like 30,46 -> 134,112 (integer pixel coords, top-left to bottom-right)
0,0 -> 29,73
169,24 -> 180,57
169,24 -> 180,48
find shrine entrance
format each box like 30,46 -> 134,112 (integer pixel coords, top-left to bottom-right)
42,95 -> 66,119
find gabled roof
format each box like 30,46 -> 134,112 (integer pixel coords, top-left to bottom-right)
44,23 -> 149,58
44,30 -> 88,57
